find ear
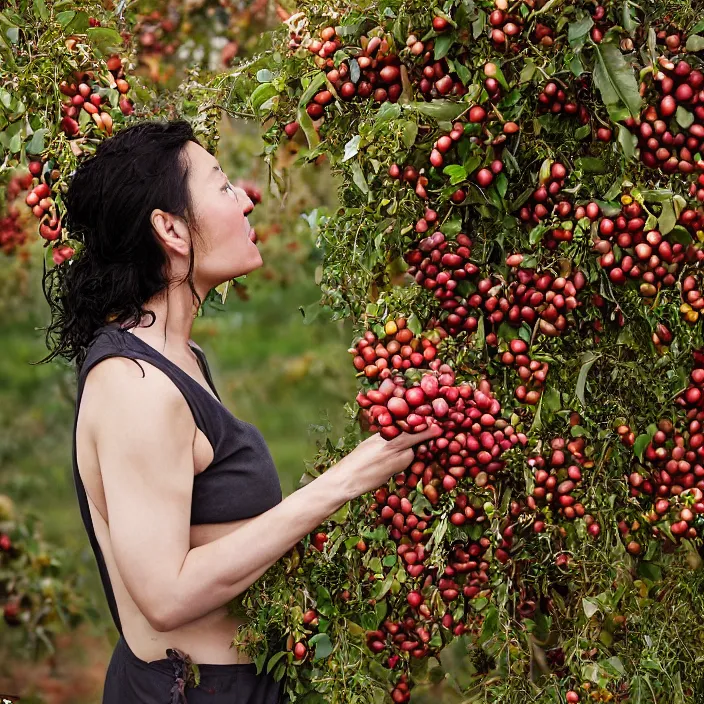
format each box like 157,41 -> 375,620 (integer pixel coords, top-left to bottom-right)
150,209 -> 191,256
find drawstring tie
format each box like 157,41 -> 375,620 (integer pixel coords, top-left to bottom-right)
166,647 -> 199,704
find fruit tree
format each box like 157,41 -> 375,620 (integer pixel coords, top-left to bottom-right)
221,1 -> 704,702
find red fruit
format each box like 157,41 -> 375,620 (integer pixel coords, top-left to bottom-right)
436,135 -> 453,153
303,609 -> 318,625
551,162 -> 567,180
293,642 -> 307,660
432,16 -> 449,32
476,168 -> 493,187
430,149 -> 444,168
469,105 -> 487,123
284,121 -> 299,138
379,65 -> 400,83
660,95 -> 676,117
28,160 -> 42,176
599,218 -> 614,236
435,75 -> 453,95
405,387 -> 426,407
387,397 -> 410,418
407,591 -> 423,608
3,602 -> 20,627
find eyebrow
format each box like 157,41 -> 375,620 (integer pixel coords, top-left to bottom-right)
209,164 -> 226,179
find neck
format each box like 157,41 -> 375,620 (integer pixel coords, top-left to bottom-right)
122,278 -> 206,351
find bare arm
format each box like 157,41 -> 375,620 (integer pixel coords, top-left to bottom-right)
94,356 -> 440,633
93,357 -> 353,632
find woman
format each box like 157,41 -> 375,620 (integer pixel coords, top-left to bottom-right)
41,120 -> 441,703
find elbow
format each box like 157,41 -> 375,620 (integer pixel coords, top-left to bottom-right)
147,598 -> 179,633
148,608 -> 172,633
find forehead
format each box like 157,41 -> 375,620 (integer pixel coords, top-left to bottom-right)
184,141 -> 220,177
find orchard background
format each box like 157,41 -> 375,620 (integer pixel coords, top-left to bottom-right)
2,0 -> 704,703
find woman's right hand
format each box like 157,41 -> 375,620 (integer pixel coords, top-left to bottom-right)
335,423 -> 444,501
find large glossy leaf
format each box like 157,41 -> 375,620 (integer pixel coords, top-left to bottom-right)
592,41 -> 642,120
402,100 -> 467,120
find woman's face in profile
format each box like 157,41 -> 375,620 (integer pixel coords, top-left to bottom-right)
185,140 -> 263,290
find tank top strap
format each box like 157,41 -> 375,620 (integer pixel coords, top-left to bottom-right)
77,324 -> 225,459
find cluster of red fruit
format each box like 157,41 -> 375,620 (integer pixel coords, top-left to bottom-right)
350,318 -> 441,382
502,261 -> 586,338
387,162 -> 431,199
0,171 -> 34,255
59,54 -> 133,138
593,195 -> 688,289
0,533 -> 21,626
428,109 -> 518,193
626,58 -> 704,175
516,161 -> 570,226
537,80 -> 591,126
133,7 -> 178,57
487,1 -> 524,49
414,37 -> 470,99
23,160 -> 65,244
304,27 -> 404,119
525,437 -> 592,527
628,414 -> 704,541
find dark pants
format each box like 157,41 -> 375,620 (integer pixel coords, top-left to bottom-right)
103,635 -> 284,704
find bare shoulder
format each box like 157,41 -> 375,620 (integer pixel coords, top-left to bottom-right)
83,356 -> 193,431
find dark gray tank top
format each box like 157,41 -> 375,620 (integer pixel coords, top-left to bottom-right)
72,322 -> 283,635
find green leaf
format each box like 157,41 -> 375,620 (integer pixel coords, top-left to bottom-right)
686,35 -> 704,52
26,127 -> 48,155
633,434 -> 650,461
296,107 -> 319,149
351,161 -> 368,194
575,157 -> 606,173
443,164 -> 467,185
86,27 -> 123,56
33,0 -> 48,20
676,106 -> 694,129
375,101 -> 401,123
519,59 -> 536,84
256,69 -> 273,83
568,15 -> 594,47
617,124 -> 635,160
582,597 -> 600,618
433,32 -> 455,60
401,120 -> 418,148
575,352 -> 598,407
298,72 -> 327,108
575,124 -> 591,140
402,100 -> 467,120
309,633 -> 333,661
658,200 -> 676,235
266,650 -> 287,673
342,135 -> 360,162
639,189 -> 673,203
569,53 -> 585,77
407,313 -> 423,335
592,40 -> 642,120
472,9 -> 485,39
495,172 -> 508,199
251,84 -> 278,114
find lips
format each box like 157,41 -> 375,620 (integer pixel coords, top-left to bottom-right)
248,227 -> 257,243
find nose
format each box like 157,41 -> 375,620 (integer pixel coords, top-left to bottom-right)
235,186 -> 256,215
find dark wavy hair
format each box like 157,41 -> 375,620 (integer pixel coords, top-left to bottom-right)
39,119 -> 205,370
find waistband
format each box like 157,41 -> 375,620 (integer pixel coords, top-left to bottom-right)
117,633 -> 259,678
